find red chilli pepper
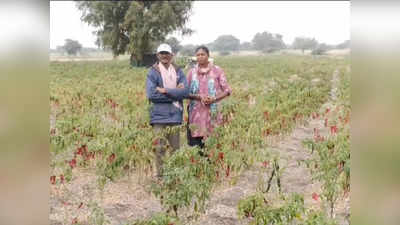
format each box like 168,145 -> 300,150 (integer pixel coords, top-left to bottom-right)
330,125 -> 338,134
226,165 -> 230,177
312,192 -> 319,201
108,153 -> 116,163
325,108 -> 330,114
218,152 -> 224,161
50,175 -> 56,185
69,158 -> 77,169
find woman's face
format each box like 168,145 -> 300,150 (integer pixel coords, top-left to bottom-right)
195,49 -> 209,65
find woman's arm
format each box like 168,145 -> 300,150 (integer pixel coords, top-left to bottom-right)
215,91 -> 230,101
204,67 -> 232,105
203,91 -> 229,105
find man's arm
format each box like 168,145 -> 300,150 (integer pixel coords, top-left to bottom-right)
146,71 -> 174,103
188,94 -> 202,101
164,69 -> 189,100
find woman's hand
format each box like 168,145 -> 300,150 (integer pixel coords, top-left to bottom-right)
202,96 -> 216,105
204,92 -> 229,105
156,87 -> 167,94
200,95 -> 208,105
177,83 -> 184,89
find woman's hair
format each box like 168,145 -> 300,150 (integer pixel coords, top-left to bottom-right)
195,45 -> 209,56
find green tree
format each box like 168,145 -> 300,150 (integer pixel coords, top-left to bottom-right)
292,37 -> 318,54
213,35 -> 240,52
165,37 -> 182,54
55,45 -> 65,55
206,42 -> 216,51
335,40 -> 350,49
312,43 -> 330,55
76,2 -> 131,58
63,39 -> 82,56
180,44 -> 197,56
76,1 -> 193,65
252,31 -> 286,53
239,41 -> 253,51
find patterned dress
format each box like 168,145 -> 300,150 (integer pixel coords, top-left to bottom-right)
187,63 -> 232,138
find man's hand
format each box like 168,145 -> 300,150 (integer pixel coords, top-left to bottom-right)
156,87 -> 167,94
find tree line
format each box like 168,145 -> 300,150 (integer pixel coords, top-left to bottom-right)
180,34 -> 349,56
52,35 -> 349,57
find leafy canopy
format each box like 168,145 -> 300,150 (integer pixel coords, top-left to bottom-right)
76,1 -> 193,63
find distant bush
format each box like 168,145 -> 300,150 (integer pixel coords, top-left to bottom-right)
312,43 -> 330,55
335,40 -> 350,49
262,47 -> 280,54
311,49 -> 326,55
219,51 -> 231,56
213,35 -> 240,52
252,31 -> 286,52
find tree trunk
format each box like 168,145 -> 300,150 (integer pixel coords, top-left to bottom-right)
130,53 -> 136,66
130,53 -> 144,67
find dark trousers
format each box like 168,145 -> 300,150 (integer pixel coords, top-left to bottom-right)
153,124 -> 180,178
187,124 -> 207,157
188,136 -> 204,149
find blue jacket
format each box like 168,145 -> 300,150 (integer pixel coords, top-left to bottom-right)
146,62 -> 189,125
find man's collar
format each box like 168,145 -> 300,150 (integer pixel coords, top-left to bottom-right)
152,61 -> 179,73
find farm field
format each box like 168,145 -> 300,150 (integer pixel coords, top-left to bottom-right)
50,55 -> 350,225
49,52 -> 131,62
49,49 -> 350,62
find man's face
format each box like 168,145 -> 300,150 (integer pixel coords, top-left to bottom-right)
157,51 -> 172,64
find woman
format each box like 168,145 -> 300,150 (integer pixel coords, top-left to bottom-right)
186,46 -> 232,150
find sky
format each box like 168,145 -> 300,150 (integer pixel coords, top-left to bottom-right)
1,2 -> 48,53
50,1 -> 350,49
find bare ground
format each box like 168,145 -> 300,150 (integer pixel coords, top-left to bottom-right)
50,70 -> 350,225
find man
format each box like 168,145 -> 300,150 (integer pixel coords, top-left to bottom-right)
146,43 -> 189,179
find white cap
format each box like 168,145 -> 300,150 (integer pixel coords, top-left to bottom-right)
157,43 -> 172,54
